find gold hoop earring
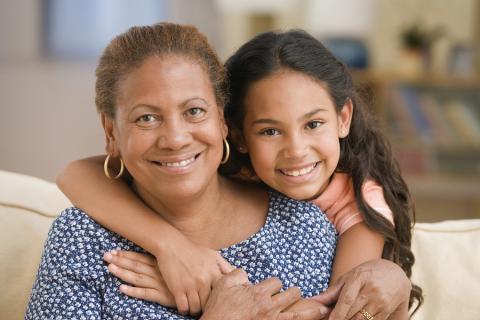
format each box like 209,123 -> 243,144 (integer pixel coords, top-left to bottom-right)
220,139 -> 230,165
104,153 -> 124,179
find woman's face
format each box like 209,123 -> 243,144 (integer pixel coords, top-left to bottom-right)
240,69 -> 352,200
104,55 -> 227,201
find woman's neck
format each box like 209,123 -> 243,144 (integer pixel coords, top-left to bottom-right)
133,176 -> 268,249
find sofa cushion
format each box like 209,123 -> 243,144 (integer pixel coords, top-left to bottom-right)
0,170 -> 70,320
411,219 -> 480,320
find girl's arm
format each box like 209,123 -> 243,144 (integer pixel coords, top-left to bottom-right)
56,156 -> 233,315
329,222 -> 385,284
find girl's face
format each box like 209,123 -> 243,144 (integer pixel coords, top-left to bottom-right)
103,55 -> 227,203
240,69 -> 352,200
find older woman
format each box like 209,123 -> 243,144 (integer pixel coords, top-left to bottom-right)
25,23 -> 339,319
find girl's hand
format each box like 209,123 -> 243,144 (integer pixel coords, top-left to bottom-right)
104,247 -> 234,316
103,250 -> 176,307
311,259 -> 411,320
153,236 -> 235,315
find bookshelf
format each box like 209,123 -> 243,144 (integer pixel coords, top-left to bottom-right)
353,71 -> 480,222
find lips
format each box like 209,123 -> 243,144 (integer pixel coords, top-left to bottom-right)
279,162 -> 318,177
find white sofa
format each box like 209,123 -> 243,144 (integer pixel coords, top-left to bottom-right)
1,169 -> 479,319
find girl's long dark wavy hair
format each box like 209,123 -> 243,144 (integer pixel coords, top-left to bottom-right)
223,29 -> 423,313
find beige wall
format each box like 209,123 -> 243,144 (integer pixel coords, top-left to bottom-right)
0,0 -> 104,182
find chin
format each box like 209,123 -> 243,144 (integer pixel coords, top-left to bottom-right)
282,188 -> 319,202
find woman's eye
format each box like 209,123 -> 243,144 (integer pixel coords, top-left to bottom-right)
259,128 -> 280,136
306,120 -> 323,130
185,107 -> 205,118
137,114 -> 157,123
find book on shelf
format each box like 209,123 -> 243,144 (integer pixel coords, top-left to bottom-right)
444,100 -> 480,147
388,85 -> 480,148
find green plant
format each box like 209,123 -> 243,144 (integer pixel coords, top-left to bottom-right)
401,23 -> 444,50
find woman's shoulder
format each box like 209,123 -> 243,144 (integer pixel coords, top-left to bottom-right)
52,207 -> 110,236
49,207 -> 138,253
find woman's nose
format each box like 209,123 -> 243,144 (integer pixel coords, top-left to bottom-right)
156,118 -> 192,150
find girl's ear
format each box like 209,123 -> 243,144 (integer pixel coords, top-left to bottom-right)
101,113 -> 119,155
338,98 -> 353,138
230,127 -> 248,154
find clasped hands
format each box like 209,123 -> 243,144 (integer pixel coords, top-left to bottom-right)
103,250 -> 410,319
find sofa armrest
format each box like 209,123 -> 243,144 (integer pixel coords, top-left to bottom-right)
411,219 -> 480,319
0,170 -> 71,320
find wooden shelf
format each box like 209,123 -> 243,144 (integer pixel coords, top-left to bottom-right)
352,71 -> 480,222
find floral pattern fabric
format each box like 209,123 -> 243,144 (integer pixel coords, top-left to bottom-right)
26,190 -> 337,319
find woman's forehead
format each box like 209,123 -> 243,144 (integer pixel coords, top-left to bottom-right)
116,55 -> 216,108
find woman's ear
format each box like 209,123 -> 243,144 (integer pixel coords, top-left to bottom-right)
217,108 -> 229,139
338,98 -> 353,138
101,113 -> 118,155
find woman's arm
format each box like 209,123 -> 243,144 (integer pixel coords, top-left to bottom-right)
56,156 -> 233,315
329,222 -> 385,284
26,210 -> 103,319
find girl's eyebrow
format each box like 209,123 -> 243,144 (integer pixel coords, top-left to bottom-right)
251,107 -> 328,125
301,108 -> 328,120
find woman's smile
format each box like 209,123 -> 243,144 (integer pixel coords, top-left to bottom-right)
149,152 -> 202,174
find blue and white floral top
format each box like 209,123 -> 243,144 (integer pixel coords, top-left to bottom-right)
26,190 -> 337,319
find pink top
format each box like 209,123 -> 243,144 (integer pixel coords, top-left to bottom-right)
312,173 -> 394,235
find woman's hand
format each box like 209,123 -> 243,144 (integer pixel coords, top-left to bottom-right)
311,259 -> 411,320
202,269 -> 328,320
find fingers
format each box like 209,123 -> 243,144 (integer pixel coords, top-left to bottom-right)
108,250 -> 156,266
215,268 -> 250,288
108,263 -> 160,289
279,304 -> 330,320
271,286 -> 302,310
346,297 -> 386,320
104,251 -> 158,278
310,281 -> 343,306
119,284 -> 176,307
255,277 -> 283,296
174,293 -> 189,316
186,290 -> 202,316
199,282 -> 211,311
217,255 -> 235,274
328,274 -> 365,320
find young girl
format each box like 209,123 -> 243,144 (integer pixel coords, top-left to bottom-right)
58,29 -> 421,317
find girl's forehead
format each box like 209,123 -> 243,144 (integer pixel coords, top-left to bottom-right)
244,70 -> 335,113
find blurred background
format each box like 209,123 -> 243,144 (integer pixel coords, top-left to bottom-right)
1,0 -> 479,222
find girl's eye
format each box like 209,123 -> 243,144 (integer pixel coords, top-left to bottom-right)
306,120 -> 323,130
185,107 -> 206,118
259,128 -> 280,136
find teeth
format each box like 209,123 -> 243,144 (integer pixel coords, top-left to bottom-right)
160,156 -> 195,167
281,163 -> 316,177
